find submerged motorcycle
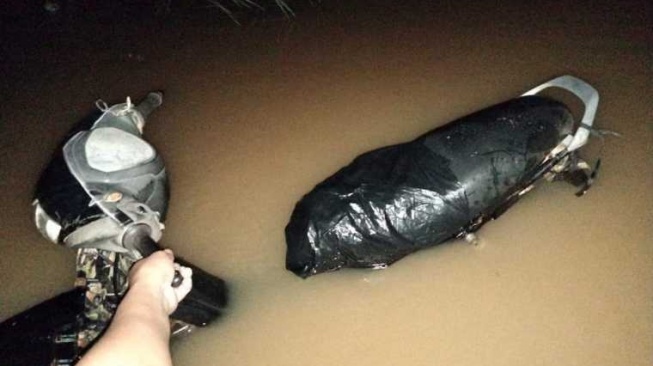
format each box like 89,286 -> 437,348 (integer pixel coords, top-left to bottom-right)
0,93 -> 228,365
286,75 -> 608,277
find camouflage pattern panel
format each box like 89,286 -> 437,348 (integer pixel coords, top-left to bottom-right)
75,248 -> 131,350
74,247 -> 196,355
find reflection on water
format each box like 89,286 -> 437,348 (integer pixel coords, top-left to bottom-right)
1,1 -> 651,365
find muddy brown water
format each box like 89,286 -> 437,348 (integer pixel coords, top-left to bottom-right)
1,1 -> 652,365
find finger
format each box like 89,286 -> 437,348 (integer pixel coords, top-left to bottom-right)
163,248 -> 174,259
129,250 -> 175,285
179,266 -> 192,280
173,266 -> 193,301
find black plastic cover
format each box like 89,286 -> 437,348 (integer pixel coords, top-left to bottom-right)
285,96 -> 574,278
0,288 -> 85,366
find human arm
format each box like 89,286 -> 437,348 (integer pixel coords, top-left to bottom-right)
77,250 -> 192,366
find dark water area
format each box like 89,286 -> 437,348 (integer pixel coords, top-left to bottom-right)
1,1 -> 652,365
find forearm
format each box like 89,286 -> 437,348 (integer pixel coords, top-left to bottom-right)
76,250 -> 191,366
77,287 -> 172,366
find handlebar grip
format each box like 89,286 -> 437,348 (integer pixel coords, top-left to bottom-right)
122,224 -> 183,288
135,92 -> 163,119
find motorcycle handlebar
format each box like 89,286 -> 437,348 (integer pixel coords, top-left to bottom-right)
135,92 -> 164,119
122,224 -> 183,287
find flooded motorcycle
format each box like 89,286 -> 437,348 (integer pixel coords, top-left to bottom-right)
286,75 -> 609,278
0,93 -> 228,365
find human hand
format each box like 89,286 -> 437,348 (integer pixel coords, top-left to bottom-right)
128,249 -> 193,315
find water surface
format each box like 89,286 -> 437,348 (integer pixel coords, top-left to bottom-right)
1,1 -> 651,365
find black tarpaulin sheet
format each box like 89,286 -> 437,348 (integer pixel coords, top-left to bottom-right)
286,96 -> 574,278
